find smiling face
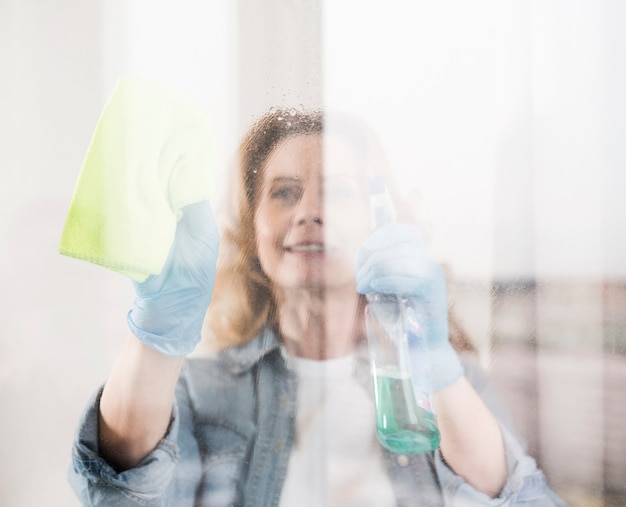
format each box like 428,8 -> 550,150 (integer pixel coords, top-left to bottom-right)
254,134 -> 370,292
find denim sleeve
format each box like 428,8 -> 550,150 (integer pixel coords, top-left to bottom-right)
433,356 -> 569,507
434,425 -> 568,506
68,379 -> 201,506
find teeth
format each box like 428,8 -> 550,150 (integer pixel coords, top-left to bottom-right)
290,244 -> 324,252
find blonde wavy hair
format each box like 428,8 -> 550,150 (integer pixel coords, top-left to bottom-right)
200,108 -> 475,355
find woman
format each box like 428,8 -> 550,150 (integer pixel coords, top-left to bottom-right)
69,109 -> 566,506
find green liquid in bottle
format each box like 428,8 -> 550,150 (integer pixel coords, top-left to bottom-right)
374,370 -> 440,454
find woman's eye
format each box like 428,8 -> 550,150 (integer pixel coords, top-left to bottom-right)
270,185 -> 302,203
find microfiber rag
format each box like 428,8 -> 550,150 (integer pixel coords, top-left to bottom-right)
59,77 -> 214,282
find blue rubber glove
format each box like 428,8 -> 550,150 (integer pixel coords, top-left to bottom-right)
127,200 -> 220,356
354,223 -> 463,391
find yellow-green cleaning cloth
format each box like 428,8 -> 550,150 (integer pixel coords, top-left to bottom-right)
59,77 -> 214,282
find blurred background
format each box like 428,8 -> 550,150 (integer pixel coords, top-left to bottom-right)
1,0 -> 624,505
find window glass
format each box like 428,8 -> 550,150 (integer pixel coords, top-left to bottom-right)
1,1 -> 624,506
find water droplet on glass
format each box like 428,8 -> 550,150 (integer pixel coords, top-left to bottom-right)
277,116 -> 283,121
289,108 -> 296,116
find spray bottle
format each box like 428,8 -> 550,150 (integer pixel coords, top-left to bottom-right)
365,175 -> 440,454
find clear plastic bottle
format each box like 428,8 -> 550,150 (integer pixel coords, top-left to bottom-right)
365,175 -> 440,454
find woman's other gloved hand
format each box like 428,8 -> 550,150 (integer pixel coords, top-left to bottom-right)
354,223 -> 463,391
127,200 -> 220,356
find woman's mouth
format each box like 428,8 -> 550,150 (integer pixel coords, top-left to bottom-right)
284,243 -> 325,253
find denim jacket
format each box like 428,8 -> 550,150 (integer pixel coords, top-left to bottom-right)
69,329 -> 567,506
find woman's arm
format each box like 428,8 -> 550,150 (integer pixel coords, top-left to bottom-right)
434,376 -> 507,498
354,224 -> 509,497
98,201 -> 220,470
98,335 -> 185,470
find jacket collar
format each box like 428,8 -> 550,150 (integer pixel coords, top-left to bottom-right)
215,327 -> 372,385
218,328 -> 283,374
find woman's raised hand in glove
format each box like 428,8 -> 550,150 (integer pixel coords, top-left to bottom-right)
354,223 -> 463,391
127,200 -> 220,356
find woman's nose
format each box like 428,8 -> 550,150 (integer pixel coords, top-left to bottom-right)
295,181 -> 323,225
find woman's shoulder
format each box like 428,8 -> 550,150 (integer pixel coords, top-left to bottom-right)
176,355 -> 258,434
185,328 -> 282,375
177,329 -> 284,420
